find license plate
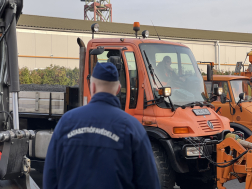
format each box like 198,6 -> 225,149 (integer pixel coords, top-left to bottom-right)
192,109 -> 211,116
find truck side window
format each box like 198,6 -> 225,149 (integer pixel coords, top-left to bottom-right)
117,63 -> 127,110
125,52 -> 138,109
89,50 -> 126,110
180,53 -> 195,76
205,81 -> 212,97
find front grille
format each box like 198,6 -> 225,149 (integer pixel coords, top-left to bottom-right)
197,119 -> 222,132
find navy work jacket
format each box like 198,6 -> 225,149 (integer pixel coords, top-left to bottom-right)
43,92 -> 160,189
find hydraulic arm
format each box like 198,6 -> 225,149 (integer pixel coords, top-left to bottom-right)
0,0 -> 38,188
0,0 -> 23,130
217,133 -> 252,189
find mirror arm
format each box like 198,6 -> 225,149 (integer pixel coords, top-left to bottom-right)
209,95 -> 217,103
228,100 -> 236,115
237,100 -> 243,112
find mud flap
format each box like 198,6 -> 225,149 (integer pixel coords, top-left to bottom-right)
0,173 -> 39,189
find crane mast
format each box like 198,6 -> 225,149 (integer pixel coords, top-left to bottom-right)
0,1 -> 38,188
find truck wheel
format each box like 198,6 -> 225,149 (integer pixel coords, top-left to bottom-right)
151,141 -> 175,189
230,122 -> 252,139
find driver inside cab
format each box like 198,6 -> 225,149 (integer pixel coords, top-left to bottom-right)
158,56 -> 176,78
157,56 -> 185,86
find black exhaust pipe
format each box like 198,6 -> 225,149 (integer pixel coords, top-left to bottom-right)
77,38 -> 86,107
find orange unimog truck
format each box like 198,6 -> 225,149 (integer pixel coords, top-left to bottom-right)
204,75 -> 252,138
75,23 -> 252,189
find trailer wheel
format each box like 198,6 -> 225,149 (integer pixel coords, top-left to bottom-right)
230,122 -> 252,139
151,141 -> 175,189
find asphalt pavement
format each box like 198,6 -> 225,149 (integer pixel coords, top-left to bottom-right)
224,180 -> 245,189
173,180 -> 245,189
31,169 -> 245,189
30,170 -> 43,189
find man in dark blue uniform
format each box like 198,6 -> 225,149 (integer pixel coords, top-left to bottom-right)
43,62 -> 160,189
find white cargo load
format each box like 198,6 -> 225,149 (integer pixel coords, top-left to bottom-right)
9,91 -> 65,114
29,130 -> 53,159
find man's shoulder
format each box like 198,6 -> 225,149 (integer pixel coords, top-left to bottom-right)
117,111 -> 147,137
61,103 -> 146,134
62,103 -> 94,118
115,109 -> 139,123
56,105 -> 91,128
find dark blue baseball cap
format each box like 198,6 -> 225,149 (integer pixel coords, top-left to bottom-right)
92,62 -> 119,81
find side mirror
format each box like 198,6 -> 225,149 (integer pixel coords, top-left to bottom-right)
221,93 -> 227,104
239,93 -> 245,100
90,47 -> 105,55
238,93 -> 244,112
207,64 -> 212,81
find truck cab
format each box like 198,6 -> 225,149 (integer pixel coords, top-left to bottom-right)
203,75 -> 252,138
84,38 -> 231,136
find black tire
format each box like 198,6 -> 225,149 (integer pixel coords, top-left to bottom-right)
230,122 -> 252,139
151,141 -> 175,189
179,179 -> 216,189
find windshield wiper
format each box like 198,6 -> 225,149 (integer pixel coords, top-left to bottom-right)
181,101 -> 213,109
143,50 -> 175,111
144,98 -> 170,108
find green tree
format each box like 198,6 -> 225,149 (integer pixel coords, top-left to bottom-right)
19,65 -> 80,86
19,67 -> 31,84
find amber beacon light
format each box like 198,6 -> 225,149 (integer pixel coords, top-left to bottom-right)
133,22 -> 140,38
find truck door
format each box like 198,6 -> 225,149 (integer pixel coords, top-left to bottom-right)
88,48 -> 128,110
205,81 -> 233,120
122,49 -> 139,115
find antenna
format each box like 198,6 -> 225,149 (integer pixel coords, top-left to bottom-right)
151,20 -> 161,40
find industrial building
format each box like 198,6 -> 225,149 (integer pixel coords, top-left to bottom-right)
17,14 -> 252,73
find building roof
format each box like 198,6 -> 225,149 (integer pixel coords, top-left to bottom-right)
17,14 -> 252,43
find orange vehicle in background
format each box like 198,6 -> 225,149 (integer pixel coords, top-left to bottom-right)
235,50 -> 252,78
204,75 -> 252,138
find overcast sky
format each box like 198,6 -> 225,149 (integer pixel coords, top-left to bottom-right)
22,0 -> 252,33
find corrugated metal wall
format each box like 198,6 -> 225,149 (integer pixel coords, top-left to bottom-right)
16,28 -> 252,73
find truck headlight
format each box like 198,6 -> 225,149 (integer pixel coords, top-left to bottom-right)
91,23 -> 99,32
142,30 -> 149,38
158,87 -> 171,97
186,146 -> 203,157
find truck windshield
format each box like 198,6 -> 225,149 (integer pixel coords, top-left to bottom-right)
140,44 -> 207,107
230,80 -> 252,102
